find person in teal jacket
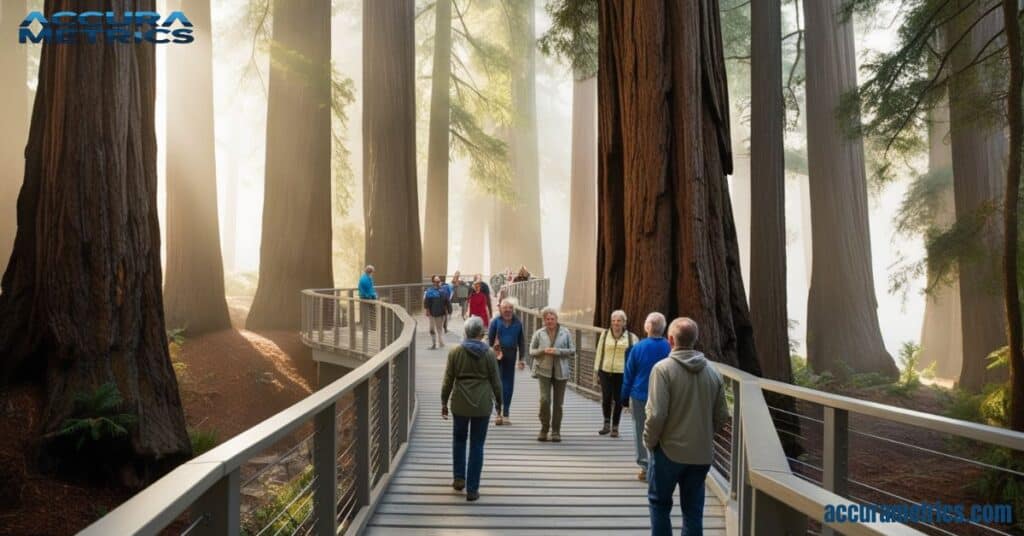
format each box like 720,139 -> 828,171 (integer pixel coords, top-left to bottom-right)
621,312 -> 671,481
358,265 -> 377,299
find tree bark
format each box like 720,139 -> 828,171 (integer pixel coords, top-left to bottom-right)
222,152 -> 238,274
0,0 -> 28,280
492,0 -> 544,276
423,0 -> 452,276
949,1 -> 1009,391
560,75 -> 597,313
363,0 -> 422,285
596,0 -> 761,375
750,0 -> 792,382
803,0 -> 896,378
163,0 -> 231,335
0,0 -> 190,480
247,0 -> 334,329
919,100 -> 963,381
1000,0 -> 1023,431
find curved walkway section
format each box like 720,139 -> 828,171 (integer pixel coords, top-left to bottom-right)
364,316 -> 724,536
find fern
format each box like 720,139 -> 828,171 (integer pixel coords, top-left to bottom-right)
54,383 -> 137,451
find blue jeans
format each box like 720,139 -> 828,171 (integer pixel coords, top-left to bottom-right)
452,415 -> 489,493
631,397 -> 649,470
497,358 -> 516,416
648,447 -> 710,536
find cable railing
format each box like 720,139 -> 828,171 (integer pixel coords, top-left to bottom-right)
80,289 -> 417,536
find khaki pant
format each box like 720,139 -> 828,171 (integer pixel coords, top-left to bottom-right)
428,315 -> 446,347
537,376 -> 568,433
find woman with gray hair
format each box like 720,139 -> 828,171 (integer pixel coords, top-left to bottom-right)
528,307 -> 576,442
441,316 -> 502,501
593,310 -> 638,437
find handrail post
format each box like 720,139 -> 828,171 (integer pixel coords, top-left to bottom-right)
380,363 -> 392,474
317,293 -> 324,343
409,328 -> 417,417
822,407 -> 849,536
354,378 -> 372,510
191,468 -> 239,535
574,330 -> 582,385
348,290 -> 356,351
736,381 -> 752,536
376,300 -> 383,351
729,379 -> 741,500
397,348 -> 410,445
313,402 -> 337,536
333,290 -> 341,345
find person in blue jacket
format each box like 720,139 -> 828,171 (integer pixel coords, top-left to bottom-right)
621,312 -> 671,481
487,299 -> 527,425
358,265 -> 378,299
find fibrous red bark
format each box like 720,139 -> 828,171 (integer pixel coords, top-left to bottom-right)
422,0 -> 452,277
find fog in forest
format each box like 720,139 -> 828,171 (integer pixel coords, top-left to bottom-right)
0,1 -> 924,355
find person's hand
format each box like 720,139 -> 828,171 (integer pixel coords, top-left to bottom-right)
544,348 -> 557,355
517,360 -> 525,370
441,406 -> 449,420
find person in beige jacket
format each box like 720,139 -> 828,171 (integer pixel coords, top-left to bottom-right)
643,317 -> 728,536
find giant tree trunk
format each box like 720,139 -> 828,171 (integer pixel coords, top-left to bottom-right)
560,75 -> 597,313
919,100 -> 963,381
363,0 -> 422,285
422,0 -> 452,276
750,0 -> 792,382
164,0 -> 231,335
0,0 -> 28,280
492,0 -> 544,276
803,0 -> 896,378
0,0 -> 190,480
948,2 -> 1008,391
247,0 -> 334,329
596,0 -> 760,375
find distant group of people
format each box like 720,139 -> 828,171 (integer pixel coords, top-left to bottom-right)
439,292 -> 727,534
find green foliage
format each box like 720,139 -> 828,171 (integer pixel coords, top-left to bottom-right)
791,355 -> 836,390
791,343 -> 926,398
188,427 -> 219,457
946,347 -> 1010,426
55,384 -> 137,452
242,466 -> 314,536
538,0 -> 598,79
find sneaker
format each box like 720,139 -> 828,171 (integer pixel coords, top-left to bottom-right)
610,427 -> 619,438
466,491 -> 480,502
598,422 -> 611,435
495,415 -> 504,426
537,430 -> 549,442
502,417 -> 510,425
453,478 -> 466,491
429,344 -> 436,350
550,432 -> 561,443
637,469 -> 647,481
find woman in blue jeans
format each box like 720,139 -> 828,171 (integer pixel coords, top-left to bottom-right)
487,299 -> 527,425
441,316 -> 503,501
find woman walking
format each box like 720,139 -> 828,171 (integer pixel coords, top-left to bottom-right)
488,299 -> 527,425
528,307 -> 576,443
467,280 -> 491,327
593,310 -> 638,437
441,317 -> 502,501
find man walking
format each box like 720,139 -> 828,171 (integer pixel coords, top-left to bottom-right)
423,276 -> 448,349
644,318 -> 728,535
358,265 -> 378,334
621,312 -> 670,481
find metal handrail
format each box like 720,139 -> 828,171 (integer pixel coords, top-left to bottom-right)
80,290 -> 417,536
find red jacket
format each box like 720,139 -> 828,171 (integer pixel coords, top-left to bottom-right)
467,291 -> 490,327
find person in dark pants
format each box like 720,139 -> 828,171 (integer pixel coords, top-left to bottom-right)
621,312 -> 671,481
441,316 -> 502,501
487,299 -> 527,425
593,309 -> 638,437
644,318 -> 728,535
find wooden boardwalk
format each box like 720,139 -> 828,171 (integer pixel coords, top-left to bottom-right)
365,318 -> 724,535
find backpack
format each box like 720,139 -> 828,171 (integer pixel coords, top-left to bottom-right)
595,329 -> 635,373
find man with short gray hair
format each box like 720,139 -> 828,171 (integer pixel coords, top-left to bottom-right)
644,317 -> 727,535
620,312 -> 671,481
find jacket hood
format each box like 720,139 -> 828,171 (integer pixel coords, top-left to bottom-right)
669,349 -> 708,372
462,339 -> 489,359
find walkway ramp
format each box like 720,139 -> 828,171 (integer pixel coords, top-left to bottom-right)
365,317 -> 724,535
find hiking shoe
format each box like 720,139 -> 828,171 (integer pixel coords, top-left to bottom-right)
466,491 -> 480,502
637,469 -> 647,482
502,417 -> 510,425
610,427 -> 619,438
495,415 -> 504,426
598,422 -> 611,435
453,478 -> 466,491
537,430 -> 549,442
429,344 -> 436,350
550,432 -> 561,443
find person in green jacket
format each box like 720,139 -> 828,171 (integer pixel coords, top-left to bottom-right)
441,316 -> 503,501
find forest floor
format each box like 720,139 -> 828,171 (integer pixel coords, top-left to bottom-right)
0,297 -> 318,536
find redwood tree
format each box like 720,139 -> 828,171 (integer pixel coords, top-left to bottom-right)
749,0 -> 792,382
0,0 -> 190,480
803,0 -> 896,378
164,0 -> 231,334
0,0 -> 28,278
363,0 -> 422,285
561,75 -> 598,313
422,0 -> 453,276
596,0 -> 760,374
247,0 -> 334,329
